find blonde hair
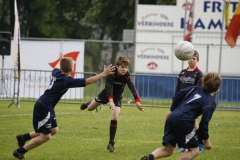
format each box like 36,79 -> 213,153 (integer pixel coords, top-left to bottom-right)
115,56 -> 130,66
202,72 -> 222,93
60,57 -> 73,73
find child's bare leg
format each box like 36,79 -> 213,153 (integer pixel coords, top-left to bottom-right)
152,143 -> 175,159
87,100 -> 101,111
178,147 -> 199,160
23,133 -> 51,151
28,131 -> 40,138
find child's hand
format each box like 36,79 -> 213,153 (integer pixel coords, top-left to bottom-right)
136,102 -> 145,112
204,139 -> 212,150
194,119 -> 199,130
109,101 -> 115,110
103,64 -> 115,76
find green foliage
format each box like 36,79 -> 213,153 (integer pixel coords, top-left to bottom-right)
0,101 -> 240,160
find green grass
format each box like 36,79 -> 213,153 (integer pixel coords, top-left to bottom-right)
0,100 -> 240,160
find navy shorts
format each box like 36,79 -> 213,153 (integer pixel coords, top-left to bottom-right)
95,91 -> 122,107
162,120 -> 199,149
33,102 -> 57,134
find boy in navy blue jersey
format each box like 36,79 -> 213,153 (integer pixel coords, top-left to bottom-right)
141,72 -> 222,160
80,56 -> 145,152
13,53 -> 115,160
173,50 -> 204,153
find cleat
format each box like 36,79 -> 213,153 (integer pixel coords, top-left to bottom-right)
107,142 -> 115,152
16,135 -> 26,147
80,100 -> 92,110
199,144 -> 204,153
13,150 -> 26,160
141,155 -> 150,160
176,147 -> 185,153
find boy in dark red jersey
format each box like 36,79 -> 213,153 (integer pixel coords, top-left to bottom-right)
174,50 -> 203,95
13,53 -> 115,160
80,56 -> 145,152
141,72 -> 222,160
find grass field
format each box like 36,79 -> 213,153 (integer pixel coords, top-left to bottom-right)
0,100 -> 240,160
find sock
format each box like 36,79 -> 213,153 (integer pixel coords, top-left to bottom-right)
17,146 -> 27,154
149,154 -> 154,160
109,120 -> 117,144
23,133 -> 31,141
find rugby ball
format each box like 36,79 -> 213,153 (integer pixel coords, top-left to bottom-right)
174,41 -> 194,61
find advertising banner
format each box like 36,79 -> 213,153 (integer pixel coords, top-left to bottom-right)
1,40 -> 85,98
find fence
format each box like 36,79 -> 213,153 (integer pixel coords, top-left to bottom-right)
1,68 -> 240,110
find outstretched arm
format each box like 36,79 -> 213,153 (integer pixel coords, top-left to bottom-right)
86,64 -> 115,85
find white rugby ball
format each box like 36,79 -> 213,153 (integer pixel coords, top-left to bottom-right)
174,41 -> 194,61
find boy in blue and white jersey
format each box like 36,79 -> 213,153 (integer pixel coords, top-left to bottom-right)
13,53 -> 115,160
141,72 -> 222,160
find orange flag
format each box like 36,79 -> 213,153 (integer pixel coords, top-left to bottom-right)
225,2 -> 240,48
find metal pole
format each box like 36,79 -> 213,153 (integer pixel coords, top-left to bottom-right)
206,44 -> 209,73
133,0 -> 138,74
0,55 -> 4,95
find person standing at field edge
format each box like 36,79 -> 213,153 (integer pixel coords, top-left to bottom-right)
173,50 -> 204,153
141,72 -> 222,160
80,56 -> 145,152
13,53 -> 115,160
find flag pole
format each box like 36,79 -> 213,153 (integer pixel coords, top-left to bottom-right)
219,1 -> 226,75
182,0 -> 188,70
190,0 -> 195,43
17,32 -> 21,108
216,0 -> 226,105
8,0 -> 21,108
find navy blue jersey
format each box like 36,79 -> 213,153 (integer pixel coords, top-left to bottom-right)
37,68 -> 86,108
101,70 -> 140,102
169,86 -> 216,141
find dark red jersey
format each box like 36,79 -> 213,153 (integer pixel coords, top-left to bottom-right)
100,70 -> 140,102
174,66 -> 203,96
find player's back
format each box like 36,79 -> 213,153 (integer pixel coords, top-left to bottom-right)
37,68 -> 86,107
168,86 -> 216,132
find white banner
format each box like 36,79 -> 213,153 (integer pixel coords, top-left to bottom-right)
134,45 -> 172,73
13,0 -> 22,78
137,0 -> 239,32
135,0 -> 240,75
1,40 -> 85,98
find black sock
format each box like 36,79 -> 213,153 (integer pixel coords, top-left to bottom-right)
149,154 -> 154,160
23,133 -> 31,141
109,120 -> 117,144
17,147 -> 27,154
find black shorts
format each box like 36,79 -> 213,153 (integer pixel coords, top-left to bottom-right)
162,120 -> 198,149
33,102 -> 57,134
96,91 -> 122,107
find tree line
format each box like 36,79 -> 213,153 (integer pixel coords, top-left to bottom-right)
0,0 -> 176,72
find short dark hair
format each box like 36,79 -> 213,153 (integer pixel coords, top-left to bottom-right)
60,57 -> 73,73
193,50 -> 199,61
115,56 -> 130,66
202,72 -> 222,93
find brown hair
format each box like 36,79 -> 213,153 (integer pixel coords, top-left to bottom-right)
193,50 -> 199,61
60,57 -> 73,73
202,72 -> 222,93
115,56 -> 130,66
